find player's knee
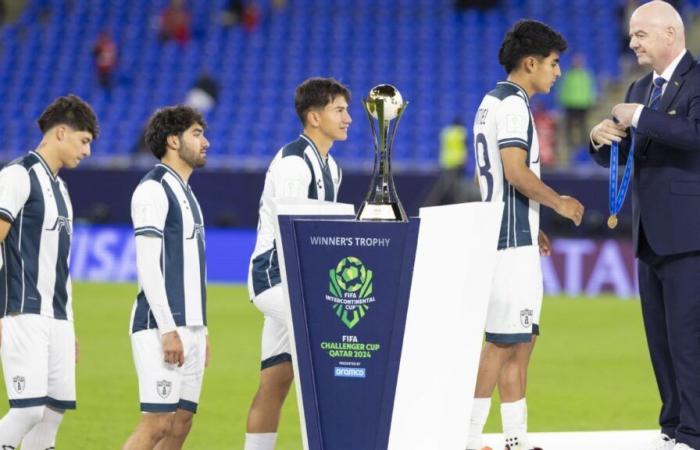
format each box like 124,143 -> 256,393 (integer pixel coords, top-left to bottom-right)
144,413 -> 174,440
261,364 -> 293,393
171,413 -> 193,439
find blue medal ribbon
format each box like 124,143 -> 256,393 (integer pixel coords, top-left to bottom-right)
608,132 -> 635,228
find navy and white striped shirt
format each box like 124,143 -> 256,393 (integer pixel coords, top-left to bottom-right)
0,152 -> 74,320
248,134 -> 342,299
474,81 -> 540,250
130,164 -> 207,334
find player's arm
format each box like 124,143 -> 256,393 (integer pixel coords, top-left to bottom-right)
0,165 -> 30,246
131,181 -> 184,367
501,148 -> 584,226
0,165 -> 30,347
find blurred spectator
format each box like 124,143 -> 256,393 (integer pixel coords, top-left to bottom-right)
242,1 -> 261,32
272,0 -> 287,11
185,73 -> 220,115
424,118 -> 479,206
557,54 -> 596,156
93,31 -> 117,89
221,0 -> 260,31
159,0 -> 191,46
532,101 -> 557,166
221,0 -> 244,26
455,0 -> 499,10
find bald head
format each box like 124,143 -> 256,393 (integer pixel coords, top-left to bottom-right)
629,1 -> 686,73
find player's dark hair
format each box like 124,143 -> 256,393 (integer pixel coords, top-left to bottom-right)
145,105 -> 206,159
499,20 -> 567,74
38,94 -> 100,138
294,77 -> 351,126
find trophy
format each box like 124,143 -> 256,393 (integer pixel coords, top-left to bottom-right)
356,84 -> 409,222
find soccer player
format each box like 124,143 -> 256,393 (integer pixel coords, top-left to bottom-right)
244,77 -> 351,450
122,106 -> 210,450
467,20 -> 584,450
0,95 -> 98,449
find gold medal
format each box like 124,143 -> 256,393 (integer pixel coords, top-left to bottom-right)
607,215 -> 618,229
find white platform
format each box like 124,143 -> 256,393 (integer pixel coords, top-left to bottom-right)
483,430 -> 658,450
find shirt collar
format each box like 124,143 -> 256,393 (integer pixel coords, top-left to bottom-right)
30,151 -> 57,182
655,49 -> 687,82
499,80 -> 530,104
157,163 -> 189,191
300,134 -> 327,167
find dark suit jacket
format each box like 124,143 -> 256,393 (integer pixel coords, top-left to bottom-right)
591,51 -> 700,256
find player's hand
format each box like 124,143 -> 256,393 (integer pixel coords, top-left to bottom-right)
538,230 -> 551,256
591,119 -> 627,147
205,335 -> 210,368
75,337 -> 80,363
555,195 -> 584,226
612,103 -> 643,129
162,330 -> 184,367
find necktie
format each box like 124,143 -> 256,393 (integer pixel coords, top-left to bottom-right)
648,76 -> 666,110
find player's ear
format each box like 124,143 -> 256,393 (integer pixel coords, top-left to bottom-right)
55,125 -> 66,142
524,56 -> 536,73
166,134 -> 180,150
306,109 -> 320,128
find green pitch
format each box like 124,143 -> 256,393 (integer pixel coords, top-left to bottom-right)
0,283 -> 658,449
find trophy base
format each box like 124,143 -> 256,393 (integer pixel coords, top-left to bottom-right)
356,202 -> 407,221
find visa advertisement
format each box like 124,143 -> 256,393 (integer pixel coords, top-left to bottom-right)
69,225 -> 638,298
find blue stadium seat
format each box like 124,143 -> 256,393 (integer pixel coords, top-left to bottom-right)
0,0 -> 641,166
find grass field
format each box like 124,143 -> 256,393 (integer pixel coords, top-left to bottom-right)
0,283 -> 659,449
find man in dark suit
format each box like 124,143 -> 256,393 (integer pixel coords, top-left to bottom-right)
590,2 -> 700,449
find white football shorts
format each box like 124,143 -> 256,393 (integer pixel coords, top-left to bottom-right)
253,285 -> 292,370
0,314 -> 76,410
130,326 -> 207,413
485,245 -> 543,344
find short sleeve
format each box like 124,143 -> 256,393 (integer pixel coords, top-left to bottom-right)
131,180 -> 168,238
496,95 -> 530,151
0,165 -> 30,223
271,156 -> 313,199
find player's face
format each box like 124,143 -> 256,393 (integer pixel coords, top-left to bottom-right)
532,52 -> 561,94
58,127 -> 93,169
629,15 -> 666,68
316,96 -> 352,142
178,123 -> 209,169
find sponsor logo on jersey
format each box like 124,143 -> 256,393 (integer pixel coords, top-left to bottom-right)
46,216 -> 72,236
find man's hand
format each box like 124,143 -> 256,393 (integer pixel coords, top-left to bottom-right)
162,330 -> 184,367
611,103 -> 643,129
591,118 -> 628,147
555,195 -> 584,226
205,335 -> 210,368
538,230 -> 552,256
75,337 -> 80,363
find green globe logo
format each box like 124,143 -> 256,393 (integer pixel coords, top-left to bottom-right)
328,256 -> 374,329
334,257 -> 367,293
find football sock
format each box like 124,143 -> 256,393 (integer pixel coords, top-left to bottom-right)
244,432 -> 277,450
466,397 -> 491,449
0,406 -> 45,449
501,398 -> 528,449
21,407 -> 64,450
